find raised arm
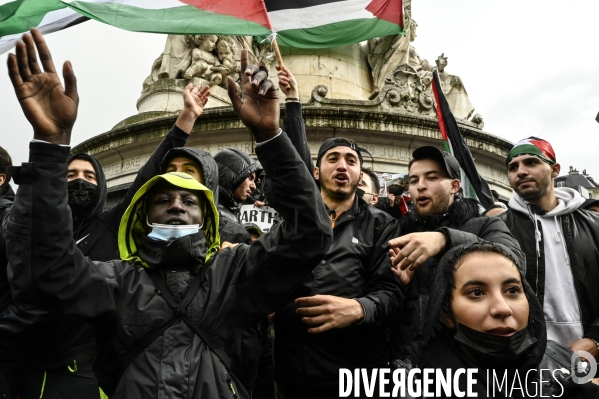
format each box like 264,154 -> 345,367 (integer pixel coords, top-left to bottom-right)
102,84 -> 210,233
277,64 -> 314,174
225,52 -> 333,321
5,30 -> 118,321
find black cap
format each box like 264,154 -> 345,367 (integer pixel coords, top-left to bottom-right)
411,146 -> 460,180
317,137 -> 364,166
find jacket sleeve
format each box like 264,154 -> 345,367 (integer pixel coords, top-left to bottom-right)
235,132 -> 333,322
284,102 -> 314,174
356,218 -> 403,328
102,124 -> 189,233
6,142 -> 119,323
436,216 -> 525,270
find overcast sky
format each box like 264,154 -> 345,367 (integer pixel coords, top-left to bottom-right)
1,0 -> 598,182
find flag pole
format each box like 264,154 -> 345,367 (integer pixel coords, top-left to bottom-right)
270,36 -> 291,91
272,38 -> 284,68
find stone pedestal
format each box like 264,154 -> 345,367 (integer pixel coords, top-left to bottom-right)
272,44 -> 373,102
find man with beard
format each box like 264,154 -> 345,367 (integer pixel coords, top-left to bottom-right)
1,29 -> 210,398
387,145 -> 523,358
275,65 -> 403,398
499,137 -> 599,360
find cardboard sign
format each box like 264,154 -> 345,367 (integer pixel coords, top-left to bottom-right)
240,205 -> 279,233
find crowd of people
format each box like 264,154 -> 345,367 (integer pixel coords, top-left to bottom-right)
1,29 -> 599,399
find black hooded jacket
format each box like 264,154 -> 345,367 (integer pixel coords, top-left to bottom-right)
0,125 -> 190,371
162,146 -> 253,245
499,207 -> 599,344
0,186 -> 14,312
6,132 -> 333,398
214,148 -> 262,244
391,198 -> 525,358
397,243 -> 599,398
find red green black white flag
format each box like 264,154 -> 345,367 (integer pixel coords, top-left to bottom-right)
431,69 -> 494,210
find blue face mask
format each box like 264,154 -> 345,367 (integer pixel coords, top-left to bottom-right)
147,217 -> 201,242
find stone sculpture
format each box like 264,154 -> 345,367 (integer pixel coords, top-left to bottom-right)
142,35 -> 273,92
183,35 -> 219,80
432,54 -> 474,119
143,35 -> 195,86
209,36 -> 241,86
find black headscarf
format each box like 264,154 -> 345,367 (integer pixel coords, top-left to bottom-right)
402,242 -> 547,398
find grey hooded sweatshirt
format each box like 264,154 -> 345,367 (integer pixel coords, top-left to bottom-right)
509,187 -> 585,346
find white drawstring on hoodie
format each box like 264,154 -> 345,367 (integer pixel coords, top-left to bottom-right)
554,215 -> 570,267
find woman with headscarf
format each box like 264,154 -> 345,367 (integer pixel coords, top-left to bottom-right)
393,242 -> 599,398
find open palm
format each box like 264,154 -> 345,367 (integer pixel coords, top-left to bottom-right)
7,29 -> 78,144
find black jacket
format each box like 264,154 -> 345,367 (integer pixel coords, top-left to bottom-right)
6,132 -> 333,398
0,186 -> 14,313
0,125 -> 190,371
214,148 -> 262,245
396,243 -> 599,398
391,198 -> 525,357
277,102 -> 403,392
499,207 -> 599,343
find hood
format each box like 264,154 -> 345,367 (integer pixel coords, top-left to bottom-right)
0,185 -> 15,209
419,242 -> 546,368
214,148 -> 262,209
509,187 -> 585,218
118,172 -> 220,268
67,153 -> 107,224
161,147 -> 220,205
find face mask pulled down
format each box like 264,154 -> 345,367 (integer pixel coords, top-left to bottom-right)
454,323 -> 537,365
146,216 -> 202,242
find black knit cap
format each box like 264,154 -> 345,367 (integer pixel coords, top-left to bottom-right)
316,137 -> 364,166
214,148 -> 262,193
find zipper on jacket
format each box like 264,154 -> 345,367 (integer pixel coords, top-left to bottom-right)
329,211 -> 343,229
558,217 -> 584,328
222,367 -> 239,399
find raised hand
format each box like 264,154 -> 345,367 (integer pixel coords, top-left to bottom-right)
175,83 -> 211,134
227,50 -> 279,143
276,64 -> 299,99
7,29 -> 78,145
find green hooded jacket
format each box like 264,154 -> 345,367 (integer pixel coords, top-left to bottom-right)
118,172 -> 221,267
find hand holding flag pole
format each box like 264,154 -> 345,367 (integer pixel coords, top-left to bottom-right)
262,33 -> 290,91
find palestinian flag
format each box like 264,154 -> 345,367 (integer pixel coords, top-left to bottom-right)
431,70 -> 494,210
507,137 -> 556,166
62,0 -> 273,36
60,0 -> 403,48
0,0 -> 87,55
266,0 -> 404,48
